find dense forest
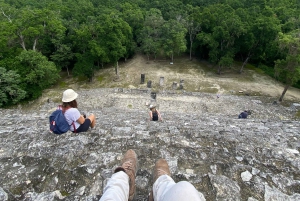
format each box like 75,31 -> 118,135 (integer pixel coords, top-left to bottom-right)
0,0 -> 300,107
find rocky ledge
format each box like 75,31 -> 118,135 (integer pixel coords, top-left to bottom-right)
0,88 -> 299,201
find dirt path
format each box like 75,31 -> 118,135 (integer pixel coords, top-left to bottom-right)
104,54 -> 300,102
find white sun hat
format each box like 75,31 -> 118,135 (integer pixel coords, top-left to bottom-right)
149,105 -> 155,109
62,89 -> 78,102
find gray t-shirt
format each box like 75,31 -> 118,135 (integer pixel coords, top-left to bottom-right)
64,108 -> 81,131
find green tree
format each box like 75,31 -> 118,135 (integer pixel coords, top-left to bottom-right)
197,4 -> 244,74
275,31 -> 300,102
118,2 -> 144,42
0,67 -> 26,107
0,2 -> 20,59
185,5 -> 202,60
97,13 -> 133,78
138,8 -> 165,60
50,41 -> 74,76
145,0 -> 184,20
1,7 -> 65,53
73,52 -> 95,82
72,12 -> 133,79
161,19 -> 187,63
237,11 -> 280,73
16,50 -> 60,99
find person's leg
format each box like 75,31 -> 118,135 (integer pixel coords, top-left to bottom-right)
149,159 -> 205,201
75,119 -> 91,133
87,113 -> 95,128
154,176 -> 203,201
148,159 -> 171,201
100,149 -> 137,201
99,171 -> 129,201
152,174 -> 175,201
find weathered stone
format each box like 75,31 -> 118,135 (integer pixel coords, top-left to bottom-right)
241,170 -> 252,182
0,89 -> 299,200
159,77 -> 164,86
0,187 -> 8,201
141,74 -> 145,84
264,185 -> 300,201
209,174 -> 241,200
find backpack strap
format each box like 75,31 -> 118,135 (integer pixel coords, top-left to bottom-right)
72,122 -> 76,133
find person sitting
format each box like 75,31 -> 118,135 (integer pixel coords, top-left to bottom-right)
149,105 -> 162,121
61,89 -> 96,132
238,110 -> 251,119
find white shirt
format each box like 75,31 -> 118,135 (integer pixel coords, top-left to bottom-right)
64,108 -> 81,131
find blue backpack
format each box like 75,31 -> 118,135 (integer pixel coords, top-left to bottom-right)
49,109 -> 76,134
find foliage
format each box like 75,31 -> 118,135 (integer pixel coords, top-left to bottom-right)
15,50 -> 60,99
196,4 -> 244,73
1,0 -> 300,105
0,67 -> 26,107
72,53 -> 95,81
138,8 -> 165,60
161,19 -> 187,62
275,31 -> 300,101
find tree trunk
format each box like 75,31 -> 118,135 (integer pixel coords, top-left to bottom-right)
19,34 -> 26,50
1,9 -> 12,22
66,66 -> 70,76
240,56 -> 250,73
189,36 -> 193,61
33,38 -> 38,51
279,85 -> 290,102
115,61 -> 119,78
218,65 -> 222,75
171,53 -> 174,63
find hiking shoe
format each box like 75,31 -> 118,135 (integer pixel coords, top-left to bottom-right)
153,159 -> 171,182
148,159 -> 171,201
121,149 -> 138,201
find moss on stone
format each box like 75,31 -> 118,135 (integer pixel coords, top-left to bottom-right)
295,111 -> 300,119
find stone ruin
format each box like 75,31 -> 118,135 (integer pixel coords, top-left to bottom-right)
0,88 -> 300,201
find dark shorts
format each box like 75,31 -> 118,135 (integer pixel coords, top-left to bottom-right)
75,118 -> 91,133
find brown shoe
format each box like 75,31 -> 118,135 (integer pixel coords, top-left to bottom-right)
153,159 -> 171,182
121,149 -> 138,201
148,159 -> 171,201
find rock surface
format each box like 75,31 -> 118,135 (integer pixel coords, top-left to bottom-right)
0,88 -> 300,201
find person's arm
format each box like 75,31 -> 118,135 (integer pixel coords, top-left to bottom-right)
76,115 -> 86,124
149,111 -> 153,121
156,110 -> 163,121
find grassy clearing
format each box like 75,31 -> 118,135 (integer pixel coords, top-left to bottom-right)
35,54 -> 299,104
295,111 -> 300,119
